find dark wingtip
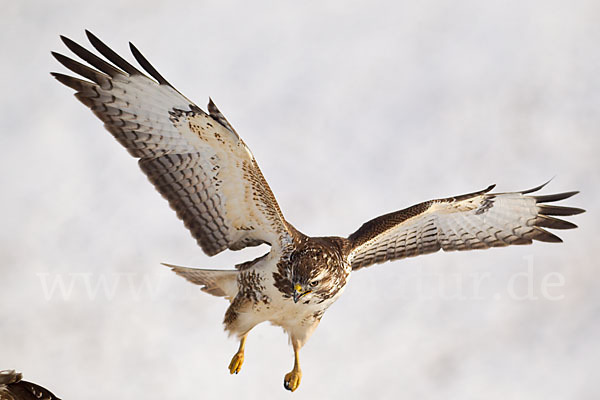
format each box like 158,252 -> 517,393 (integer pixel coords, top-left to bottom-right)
521,178 -> 553,195
538,204 -> 585,216
85,30 -> 142,76
51,51 -> 106,84
543,234 -> 563,243
50,71 -> 66,82
533,228 -> 563,243
59,34 -> 71,45
535,215 -> 578,230
50,51 -> 64,62
84,29 -> 99,43
51,51 -> 76,70
534,191 -> 579,203
50,72 -> 88,91
60,34 -> 123,77
129,41 -> 172,86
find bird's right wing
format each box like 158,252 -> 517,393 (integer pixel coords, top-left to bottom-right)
52,31 -> 294,256
347,182 -> 584,270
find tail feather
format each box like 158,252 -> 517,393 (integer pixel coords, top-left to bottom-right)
163,263 -> 238,300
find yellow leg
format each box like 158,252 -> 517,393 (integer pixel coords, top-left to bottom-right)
283,342 -> 302,392
228,334 -> 247,374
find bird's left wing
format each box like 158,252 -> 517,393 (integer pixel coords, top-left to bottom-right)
347,182 -> 584,270
52,31 -> 293,256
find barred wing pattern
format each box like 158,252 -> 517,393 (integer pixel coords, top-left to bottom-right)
348,183 -> 584,270
52,31 -> 291,256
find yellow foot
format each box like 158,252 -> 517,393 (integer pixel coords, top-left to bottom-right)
228,352 -> 244,375
284,369 -> 302,392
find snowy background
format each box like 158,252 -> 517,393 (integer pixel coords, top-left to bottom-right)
1,1 -> 598,399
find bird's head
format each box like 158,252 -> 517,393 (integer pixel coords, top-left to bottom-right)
291,278 -> 322,304
287,240 -> 348,304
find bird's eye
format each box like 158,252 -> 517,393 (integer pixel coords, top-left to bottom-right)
309,280 -> 319,288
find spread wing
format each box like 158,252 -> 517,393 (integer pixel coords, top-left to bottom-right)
52,31 -> 293,256
347,182 -> 584,270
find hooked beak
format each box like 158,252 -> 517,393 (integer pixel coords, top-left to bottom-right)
293,283 -> 311,303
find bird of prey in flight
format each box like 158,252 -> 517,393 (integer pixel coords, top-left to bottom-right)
52,31 -> 584,392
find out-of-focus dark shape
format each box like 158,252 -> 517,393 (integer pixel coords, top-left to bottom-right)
0,370 -> 61,400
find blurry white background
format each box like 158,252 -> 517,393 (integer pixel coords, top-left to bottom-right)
1,0 -> 598,399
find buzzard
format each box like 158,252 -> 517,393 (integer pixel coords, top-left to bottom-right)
52,31 -> 584,392
0,370 -> 61,400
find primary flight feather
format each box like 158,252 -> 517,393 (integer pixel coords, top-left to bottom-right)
52,31 -> 584,392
